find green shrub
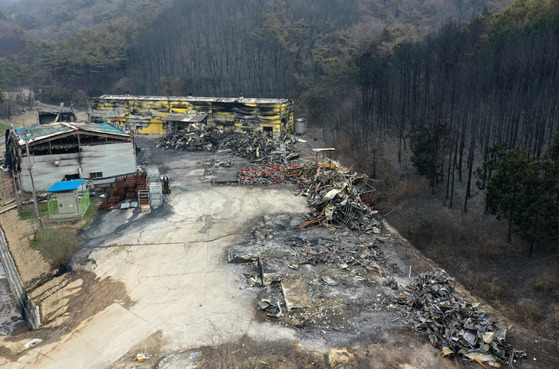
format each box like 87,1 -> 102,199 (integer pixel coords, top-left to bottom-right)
34,227 -> 77,272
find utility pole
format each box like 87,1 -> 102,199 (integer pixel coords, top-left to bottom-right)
22,121 -> 44,240
9,124 -> 22,209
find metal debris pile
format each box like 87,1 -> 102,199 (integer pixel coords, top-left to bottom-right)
218,131 -> 295,163
157,124 -> 299,163
157,123 -> 224,151
392,272 -> 526,367
295,169 -> 378,232
238,165 -> 284,185
238,164 -> 302,185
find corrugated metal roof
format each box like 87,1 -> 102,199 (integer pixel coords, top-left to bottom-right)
46,179 -> 85,192
14,123 -> 130,144
77,122 -> 129,136
95,95 -> 291,104
15,123 -> 74,140
161,113 -> 208,123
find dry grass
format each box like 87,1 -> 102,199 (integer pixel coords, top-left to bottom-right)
531,270 -> 559,294
518,298 -> 543,324
546,306 -> 559,341
196,335 -> 330,369
461,270 -> 503,301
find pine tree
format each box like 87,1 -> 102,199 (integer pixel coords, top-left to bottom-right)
486,135 -> 559,256
486,146 -> 533,243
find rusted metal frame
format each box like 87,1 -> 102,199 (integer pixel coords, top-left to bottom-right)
297,208 -> 327,231
333,204 -> 357,226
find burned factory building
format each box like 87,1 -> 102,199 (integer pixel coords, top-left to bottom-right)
88,95 -> 294,138
36,103 -> 78,125
3,122 -> 137,192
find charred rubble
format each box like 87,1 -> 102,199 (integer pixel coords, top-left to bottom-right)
227,214 -> 400,334
156,123 -> 299,163
292,168 -> 378,232
228,215 -> 526,366
392,272 -> 526,367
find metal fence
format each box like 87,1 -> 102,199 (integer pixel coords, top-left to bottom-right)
0,226 -> 40,330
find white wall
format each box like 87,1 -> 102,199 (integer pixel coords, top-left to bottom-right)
19,142 -> 137,192
80,142 -> 136,179
19,153 -> 80,191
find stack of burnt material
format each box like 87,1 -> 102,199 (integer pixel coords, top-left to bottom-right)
392,272 -> 526,367
157,123 -> 224,151
296,169 -> 379,232
218,131 -> 275,160
99,172 -> 148,210
99,177 -> 125,210
157,124 -> 299,163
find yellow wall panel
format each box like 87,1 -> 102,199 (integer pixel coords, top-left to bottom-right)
89,96 -> 295,139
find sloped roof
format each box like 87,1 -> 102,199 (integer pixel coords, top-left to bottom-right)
95,94 -> 291,104
46,179 -> 85,192
14,122 -> 130,145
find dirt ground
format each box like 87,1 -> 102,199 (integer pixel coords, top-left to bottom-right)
0,107 -> 88,129
0,211 -> 50,287
0,122 -> 553,368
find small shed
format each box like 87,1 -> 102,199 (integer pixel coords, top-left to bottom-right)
46,179 -> 90,218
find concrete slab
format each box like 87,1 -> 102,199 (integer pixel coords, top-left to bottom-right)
281,276 -> 313,311
76,148 -> 309,355
13,303 -> 156,369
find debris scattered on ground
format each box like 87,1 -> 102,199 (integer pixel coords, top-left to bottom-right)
159,124 -> 380,233
239,165 -> 284,185
134,351 -> 153,362
157,124 -> 224,151
258,286 -> 284,318
23,339 -> 42,349
157,124 -> 300,163
392,272 -> 526,366
228,214 -> 404,334
328,348 -> 355,368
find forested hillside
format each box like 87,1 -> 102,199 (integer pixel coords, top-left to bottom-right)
0,0 -> 514,101
1,0 -> 174,40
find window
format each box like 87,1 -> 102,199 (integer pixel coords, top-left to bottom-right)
90,172 -> 103,179
64,173 -> 80,180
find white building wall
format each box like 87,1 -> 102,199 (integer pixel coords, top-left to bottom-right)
19,153 -> 80,192
19,142 -> 137,192
80,142 -> 136,179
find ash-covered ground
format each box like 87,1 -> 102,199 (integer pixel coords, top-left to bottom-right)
228,212 -> 411,345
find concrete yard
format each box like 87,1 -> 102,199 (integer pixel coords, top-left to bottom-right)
4,140 -> 314,368
0,137 -> 465,369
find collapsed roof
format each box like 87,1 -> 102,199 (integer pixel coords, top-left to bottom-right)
12,122 -> 132,148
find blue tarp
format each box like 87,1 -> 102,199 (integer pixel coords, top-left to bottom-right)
45,179 -> 85,192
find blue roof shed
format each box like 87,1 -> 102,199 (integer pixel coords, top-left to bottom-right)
46,179 -> 85,193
